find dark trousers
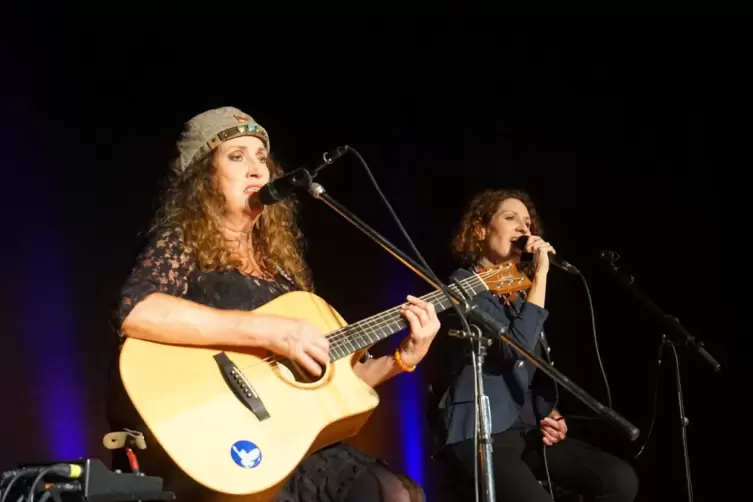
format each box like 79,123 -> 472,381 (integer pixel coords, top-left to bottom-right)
439,428 -> 639,502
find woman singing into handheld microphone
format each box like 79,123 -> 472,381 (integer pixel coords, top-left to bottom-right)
427,188 -> 639,502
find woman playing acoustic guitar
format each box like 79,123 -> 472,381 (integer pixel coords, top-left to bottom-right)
106,106 -> 439,502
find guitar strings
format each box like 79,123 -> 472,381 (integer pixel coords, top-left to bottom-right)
240,288 -> 456,373
245,268 -> 519,371
245,269 -> 518,373
322,267 -> 518,350
237,267 -> 521,372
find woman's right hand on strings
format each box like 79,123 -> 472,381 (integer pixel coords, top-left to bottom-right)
266,319 -> 330,376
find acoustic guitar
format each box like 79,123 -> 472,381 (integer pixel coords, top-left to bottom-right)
118,261 -> 531,501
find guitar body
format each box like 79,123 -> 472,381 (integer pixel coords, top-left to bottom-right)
118,291 -> 380,501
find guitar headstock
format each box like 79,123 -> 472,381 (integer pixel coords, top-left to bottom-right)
477,260 -> 532,296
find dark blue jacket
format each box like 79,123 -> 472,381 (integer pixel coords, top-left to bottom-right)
428,266 -> 558,450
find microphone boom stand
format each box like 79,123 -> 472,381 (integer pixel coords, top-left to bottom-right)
601,252 -> 721,502
601,253 -> 720,372
308,180 -> 507,501
306,180 -> 642,442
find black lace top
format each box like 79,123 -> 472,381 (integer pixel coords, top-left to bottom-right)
114,226 -> 297,335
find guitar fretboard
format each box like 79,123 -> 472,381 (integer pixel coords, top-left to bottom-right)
326,272 -> 489,361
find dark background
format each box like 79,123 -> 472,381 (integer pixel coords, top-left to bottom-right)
1,17 -> 737,501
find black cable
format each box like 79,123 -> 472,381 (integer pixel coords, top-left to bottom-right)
543,270 -> 611,423
576,271 -> 612,409
541,330 -> 557,501
0,470 -> 35,502
542,446 -> 555,500
538,270 -> 610,500
0,469 -> 33,502
37,481 -> 81,502
26,466 -> 54,502
634,340 -> 663,459
346,147 -> 475,338
345,147 -> 479,500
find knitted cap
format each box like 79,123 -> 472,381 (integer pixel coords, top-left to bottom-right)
172,106 -> 270,175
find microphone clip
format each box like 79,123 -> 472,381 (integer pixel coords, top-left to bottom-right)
313,145 -> 351,176
447,324 -> 493,346
255,146 -> 351,206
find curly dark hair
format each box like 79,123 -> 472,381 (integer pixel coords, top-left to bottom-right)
451,188 -> 543,266
151,151 -> 312,291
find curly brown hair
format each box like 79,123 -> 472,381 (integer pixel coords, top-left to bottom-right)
151,152 -> 312,291
451,188 -> 544,266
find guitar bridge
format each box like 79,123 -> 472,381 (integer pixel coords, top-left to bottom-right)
213,352 -> 270,421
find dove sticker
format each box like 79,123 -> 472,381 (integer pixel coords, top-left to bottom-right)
230,440 -> 262,469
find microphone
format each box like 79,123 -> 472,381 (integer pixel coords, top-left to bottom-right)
254,146 -> 351,206
513,235 -> 580,275
256,167 -> 312,205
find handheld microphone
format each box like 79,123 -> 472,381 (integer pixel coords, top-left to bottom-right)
513,235 -> 580,275
253,146 -> 351,206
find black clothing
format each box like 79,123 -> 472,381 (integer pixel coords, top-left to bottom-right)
428,265 -> 638,501
439,428 -> 639,502
107,227 -> 423,501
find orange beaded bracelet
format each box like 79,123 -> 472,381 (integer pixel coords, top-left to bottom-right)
393,349 -> 417,372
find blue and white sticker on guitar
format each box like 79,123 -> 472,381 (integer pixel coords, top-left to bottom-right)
230,440 -> 262,469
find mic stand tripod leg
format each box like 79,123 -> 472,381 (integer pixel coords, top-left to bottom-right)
661,334 -> 694,502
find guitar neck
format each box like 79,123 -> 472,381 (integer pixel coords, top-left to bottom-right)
327,273 -> 488,361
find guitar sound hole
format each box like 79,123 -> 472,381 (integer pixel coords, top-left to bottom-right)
275,356 -> 326,384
